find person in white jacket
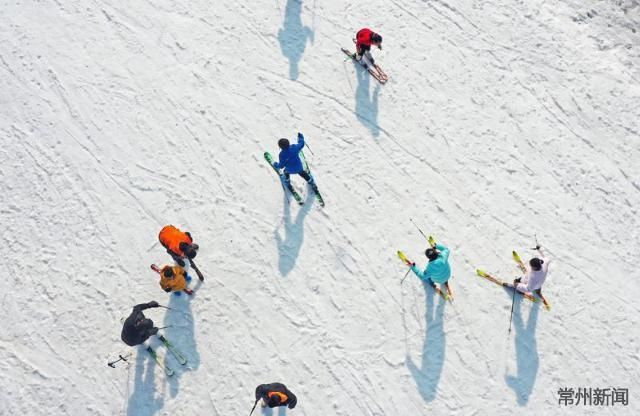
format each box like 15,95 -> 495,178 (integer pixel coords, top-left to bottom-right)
513,246 -> 549,297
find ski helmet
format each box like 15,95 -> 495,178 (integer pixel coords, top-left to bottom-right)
372,33 -> 383,44
425,248 -> 438,261
530,257 -> 544,271
278,138 -> 290,149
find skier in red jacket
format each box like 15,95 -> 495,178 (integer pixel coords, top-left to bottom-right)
354,28 -> 383,69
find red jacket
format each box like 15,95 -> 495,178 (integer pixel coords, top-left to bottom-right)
356,28 -> 374,49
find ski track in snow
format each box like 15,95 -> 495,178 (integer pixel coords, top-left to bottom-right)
1,0 -> 639,415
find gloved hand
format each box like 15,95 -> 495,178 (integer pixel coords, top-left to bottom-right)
164,288 -> 172,293
535,245 -> 541,250
297,132 -> 304,140
150,327 -> 159,336
513,278 -> 522,284
370,57 -> 375,66
149,301 -> 160,308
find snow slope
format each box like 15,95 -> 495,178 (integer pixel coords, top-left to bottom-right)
1,0 -> 639,415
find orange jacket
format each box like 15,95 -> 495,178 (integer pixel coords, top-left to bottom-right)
159,265 -> 187,292
267,391 -> 289,403
159,225 -> 192,257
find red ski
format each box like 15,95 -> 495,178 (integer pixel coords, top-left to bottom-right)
341,48 -> 388,84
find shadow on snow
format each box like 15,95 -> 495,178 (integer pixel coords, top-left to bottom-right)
275,190 -> 314,276
278,0 -> 313,80
406,281 -> 447,402
505,296 -> 540,406
164,286 -> 201,398
354,63 -> 380,137
126,346 -> 163,416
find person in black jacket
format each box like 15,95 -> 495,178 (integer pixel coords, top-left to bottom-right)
254,383 -> 297,410
120,301 -> 161,346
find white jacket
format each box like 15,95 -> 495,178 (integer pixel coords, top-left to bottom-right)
523,257 -> 550,291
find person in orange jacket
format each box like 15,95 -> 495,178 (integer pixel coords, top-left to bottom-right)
159,265 -> 193,295
158,225 -> 204,281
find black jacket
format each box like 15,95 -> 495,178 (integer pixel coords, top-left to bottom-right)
255,383 -> 297,409
121,302 -> 160,346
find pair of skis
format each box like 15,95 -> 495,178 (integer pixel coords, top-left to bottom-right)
476,251 -> 551,310
264,151 -> 325,207
146,335 -> 188,377
341,48 -> 389,84
397,235 -> 453,301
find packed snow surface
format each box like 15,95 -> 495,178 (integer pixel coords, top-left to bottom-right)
2,0 -> 639,415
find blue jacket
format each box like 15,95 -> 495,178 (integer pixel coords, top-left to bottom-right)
411,243 -> 451,284
274,133 -> 305,174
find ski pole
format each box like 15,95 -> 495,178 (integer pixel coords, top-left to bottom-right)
531,234 -> 540,250
400,267 -> 411,284
158,305 -> 172,310
157,325 -> 173,330
107,353 -> 132,368
508,280 -> 518,335
249,398 -> 259,416
409,218 -> 429,242
305,141 -> 315,156
189,259 -> 205,282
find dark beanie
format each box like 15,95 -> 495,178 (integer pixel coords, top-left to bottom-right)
530,258 -> 544,271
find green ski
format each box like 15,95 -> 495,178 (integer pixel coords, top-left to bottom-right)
300,151 -> 325,207
264,151 -> 303,205
146,346 -> 174,377
159,335 -> 187,365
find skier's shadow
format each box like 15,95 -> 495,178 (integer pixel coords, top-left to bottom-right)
406,281 -> 446,402
127,345 -> 164,416
354,64 -> 380,137
163,289 -> 200,398
505,296 -> 540,405
275,190 -> 313,276
278,0 -> 314,80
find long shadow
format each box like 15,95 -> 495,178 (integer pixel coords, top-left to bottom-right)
505,297 -> 540,405
278,0 -> 313,80
127,346 -> 164,416
163,290 -> 200,398
354,66 -> 380,137
406,281 -> 446,402
275,191 -> 313,276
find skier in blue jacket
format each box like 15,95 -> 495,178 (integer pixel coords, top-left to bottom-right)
273,132 -> 318,195
410,243 -> 452,295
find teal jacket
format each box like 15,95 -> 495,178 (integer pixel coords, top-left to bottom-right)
411,243 -> 451,284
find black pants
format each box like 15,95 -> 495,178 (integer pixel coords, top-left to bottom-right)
284,171 -> 317,193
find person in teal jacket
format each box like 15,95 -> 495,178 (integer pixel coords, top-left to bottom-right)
410,243 -> 451,289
